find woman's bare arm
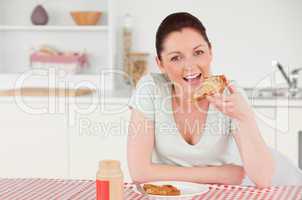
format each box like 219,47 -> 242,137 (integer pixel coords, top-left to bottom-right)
127,109 -> 245,184
206,85 -> 275,188
233,116 -> 275,188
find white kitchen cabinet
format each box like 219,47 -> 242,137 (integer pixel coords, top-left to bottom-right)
276,106 -> 302,167
68,102 -> 131,181
253,107 -> 277,149
253,103 -> 302,167
0,102 -> 69,179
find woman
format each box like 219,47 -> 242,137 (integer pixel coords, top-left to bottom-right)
127,12 -> 302,188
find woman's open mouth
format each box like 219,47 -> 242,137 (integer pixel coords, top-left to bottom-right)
183,73 -> 202,85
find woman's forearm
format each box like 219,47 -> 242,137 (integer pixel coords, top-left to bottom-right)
132,164 -> 218,183
234,116 -> 275,188
130,163 -> 244,185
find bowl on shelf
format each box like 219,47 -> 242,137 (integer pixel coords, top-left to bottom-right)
70,11 -> 102,25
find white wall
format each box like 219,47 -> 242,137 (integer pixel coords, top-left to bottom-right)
115,0 -> 302,87
1,0 -> 108,26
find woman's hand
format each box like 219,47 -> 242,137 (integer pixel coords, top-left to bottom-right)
206,84 -> 253,122
217,164 -> 246,185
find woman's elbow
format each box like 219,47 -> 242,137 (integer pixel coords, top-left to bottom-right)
255,177 -> 273,188
255,165 -> 275,188
129,164 -> 152,183
130,170 -> 151,183
131,175 -> 149,183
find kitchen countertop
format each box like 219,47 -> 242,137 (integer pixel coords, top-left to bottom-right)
0,73 -> 133,104
1,88 -> 302,107
0,88 -> 132,104
0,73 -> 301,106
247,98 -> 302,107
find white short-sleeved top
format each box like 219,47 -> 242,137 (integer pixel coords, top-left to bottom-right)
128,73 -> 243,167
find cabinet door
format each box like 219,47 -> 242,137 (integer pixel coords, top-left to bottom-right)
253,107 -> 277,149
0,102 -> 68,178
276,107 -> 301,167
68,102 -> 131,181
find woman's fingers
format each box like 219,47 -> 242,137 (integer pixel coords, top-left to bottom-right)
207,93 -> 230,104
227,84 -> 237,94
206,94 -> 234,113
224,95 -> 233,102
225,102 -> 234,107
206,94 -> 222,106
216,104 -> 235,114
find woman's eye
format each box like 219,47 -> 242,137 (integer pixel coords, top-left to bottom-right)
171,56 -> 181,62
195,50 -> 204,56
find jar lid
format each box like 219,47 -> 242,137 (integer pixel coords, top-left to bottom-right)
99,160 -> 120,170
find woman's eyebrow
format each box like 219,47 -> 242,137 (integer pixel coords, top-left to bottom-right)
193,44 -> 206,49
167,51 -> 181,55
167,44 -> 206,55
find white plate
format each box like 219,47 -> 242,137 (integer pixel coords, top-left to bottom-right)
138,181 -> 209,200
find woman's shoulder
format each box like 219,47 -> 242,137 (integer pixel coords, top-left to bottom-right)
129,73 -> 169,121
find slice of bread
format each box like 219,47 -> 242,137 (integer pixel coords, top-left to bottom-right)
193,75 -> 228,100
143,184 -> 181,196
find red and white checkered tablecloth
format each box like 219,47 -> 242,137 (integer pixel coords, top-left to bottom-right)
0,178 -> 301,200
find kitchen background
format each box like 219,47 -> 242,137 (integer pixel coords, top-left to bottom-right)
0,0 -> 301,182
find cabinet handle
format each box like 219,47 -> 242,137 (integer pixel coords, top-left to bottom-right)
299,131 -> 302,169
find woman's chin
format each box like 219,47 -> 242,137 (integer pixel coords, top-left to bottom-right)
178,82 -> 202,98
183,78 -> 202,89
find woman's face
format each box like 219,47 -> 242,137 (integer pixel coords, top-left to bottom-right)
157,27 -> 212,96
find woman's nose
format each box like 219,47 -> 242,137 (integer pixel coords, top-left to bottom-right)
183,56 -> 198,70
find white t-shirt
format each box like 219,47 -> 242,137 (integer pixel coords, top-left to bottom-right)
128,73 -> 302,186
129,73 -> 242,167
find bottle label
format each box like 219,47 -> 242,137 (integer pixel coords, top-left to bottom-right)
96,180 -> 109,200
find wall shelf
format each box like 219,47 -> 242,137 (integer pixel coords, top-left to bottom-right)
0,0 -> 117,90
0,25 -> 108,32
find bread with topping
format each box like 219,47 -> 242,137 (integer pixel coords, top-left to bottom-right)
193,75 -> 228,100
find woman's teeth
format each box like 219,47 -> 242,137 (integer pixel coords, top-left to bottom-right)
183,73 -> 202,82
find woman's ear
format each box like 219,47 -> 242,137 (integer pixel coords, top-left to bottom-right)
156,56 -> 166,73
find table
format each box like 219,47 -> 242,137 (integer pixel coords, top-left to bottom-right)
0,178 -> 301,200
